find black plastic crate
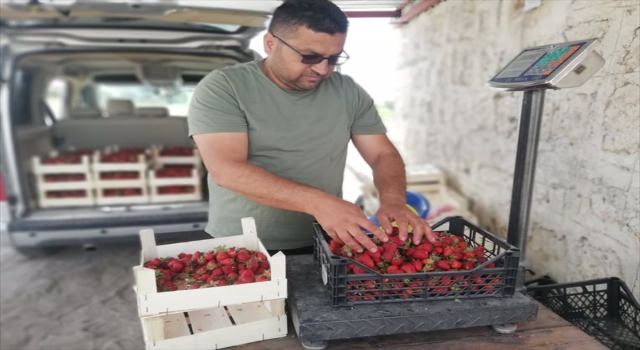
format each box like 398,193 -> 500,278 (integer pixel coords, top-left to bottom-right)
527,278 -> 640,350
313,216 -> 520,307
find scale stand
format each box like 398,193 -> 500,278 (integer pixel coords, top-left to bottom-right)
488,38 -> 605,290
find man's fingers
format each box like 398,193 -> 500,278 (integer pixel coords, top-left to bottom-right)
410,218 -> 425,245
424,223 -> 436,243
337,230 -> 364,254
376,213 -> 394,235
327,230 -> 344,245
361,219 -> 388,243
348,226 -> 378,252
396,218 -> 410,242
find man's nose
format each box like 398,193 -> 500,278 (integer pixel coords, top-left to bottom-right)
311,59 -> 332,76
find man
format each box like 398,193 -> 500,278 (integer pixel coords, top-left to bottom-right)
188,0 -> 434,256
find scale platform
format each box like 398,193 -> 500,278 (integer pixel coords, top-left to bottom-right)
287,255 -> 539,349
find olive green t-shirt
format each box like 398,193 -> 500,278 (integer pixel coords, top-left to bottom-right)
188,59 -> 386,250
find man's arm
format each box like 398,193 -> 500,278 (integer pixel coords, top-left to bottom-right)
352,133 -> 435,244
192,132 -> 385,252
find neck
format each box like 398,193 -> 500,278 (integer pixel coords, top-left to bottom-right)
261,58 -> 297,91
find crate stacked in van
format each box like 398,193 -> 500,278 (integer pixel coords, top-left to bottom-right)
93,147 -> 151,205
32,150 -> 95,208
148,146 -> 203,203
133,217 -> 288,349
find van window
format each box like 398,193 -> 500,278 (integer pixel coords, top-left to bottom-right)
45,78 -> 69,120
95,84 -> 196,117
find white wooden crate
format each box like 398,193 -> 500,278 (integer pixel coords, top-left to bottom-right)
141,299 -> 287,350
133,217 -> 287,317
151,147 -> 202,169
406,164 -> 445,195
96,187 -> 150,206
31,155 -> 91,175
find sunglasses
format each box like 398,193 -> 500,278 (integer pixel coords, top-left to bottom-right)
271,33 -> 350,66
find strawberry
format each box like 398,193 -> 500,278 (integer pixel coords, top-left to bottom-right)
218,258 -> 234,266
401,263 -> 417,273
435,247 -> 444,255
436,260 -> 451,270
169,261 -> 184,273
417,243 -> 433,253
206,261 -> 217,271
462,261 -> 475,270
352,266 -> 368,274
406,248 -> 416,258
443,247 -> 454,257
148,258 -> 162,268
486,262 -> 496,268
211,267 -> 223,276
216,280 -> 227,287
412,250 -> 429,260
198,273 -> 210,282
382,243 -> 397,262
236,250 -> 251,263
386,265 -> 401,274
227,248 -> 237,259
259,260 -> 270,269
412,261 -> 423,271
464,251 -> 476,259
357,254 -> 375,269
245,260 -> 259,272
216,251 -> 229,262
193,251 -> 201,261
204,252 -> 214,261
256,276 -> 269,282
442,236 -> 454,246
339,245 -> 354,258
366,249 -> 381,261
452,252 -> 464,261
256,252 -> 267,260
189,284 -> 201,289
236,270 -> 255,284
391,257 -> 403,266
451,260 -> 463,270
254,267 -> 266,276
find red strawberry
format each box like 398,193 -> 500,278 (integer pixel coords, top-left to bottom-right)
357,254 -> 375,269
386,265 -> 401,274
443,237 -> 454,246
391,257 -> 403,266
236,270 -> 255,284
412,250 -> 429,260
382,243 -> 397,262
256,276 -> 269,282
366,249 -> 381,261
148,258 -> 162,268
435,247 -> 444,255
352,266 -> 368,274
417,243 -> 433,253
211,267 -> 224,276
245,260 -> 259,272
216,251 -> 229,262
227,248 -> 237,259
464,251 -> 476,259
452,252 -> 464,261
189,284 -> 201,289
216,280 -> 227,287
406,248 -> 416,258
193,251 -> 201,261
339,245 -> 354,257
462,261 -> 474,270
206,261 -> 217,271
236,250 -> 251,262
259,260 -> 270,269
401,263 -> 417,273
254,267 -> 265,276
198,273 -> 211,281
218,258 -> 234,266
204,252 -> 214,261
412,261 -> 423,271
256,252 -> 267,260
486,262 -> 496,268
451,260 -> 463,270
436,260 -> 451,270
169,261 -> 184,273
443,248 -> 454,257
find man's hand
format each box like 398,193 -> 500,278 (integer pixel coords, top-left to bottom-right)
375,202 -> 436,245
312,196 -> 389,254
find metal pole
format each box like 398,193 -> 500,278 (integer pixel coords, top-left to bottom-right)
507,89 -> 546,264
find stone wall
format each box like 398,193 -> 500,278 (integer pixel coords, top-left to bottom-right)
395,0 -> 640,298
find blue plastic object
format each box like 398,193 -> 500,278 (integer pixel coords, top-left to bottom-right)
367,191 -> 430,228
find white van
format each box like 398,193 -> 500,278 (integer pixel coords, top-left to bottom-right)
0,1 -> 272,256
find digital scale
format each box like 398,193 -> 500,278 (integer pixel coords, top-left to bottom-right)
288,39 -> 605,350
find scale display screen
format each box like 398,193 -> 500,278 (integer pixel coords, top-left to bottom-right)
491,42 -> 586,84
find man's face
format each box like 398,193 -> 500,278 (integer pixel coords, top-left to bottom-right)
264,26 -> 346,91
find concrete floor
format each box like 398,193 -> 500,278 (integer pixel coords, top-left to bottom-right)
0,243 -> 145,350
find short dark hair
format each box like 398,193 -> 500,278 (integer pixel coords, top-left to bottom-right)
268,0 -> 349,37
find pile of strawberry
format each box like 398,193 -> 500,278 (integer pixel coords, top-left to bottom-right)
45,190 -> 87,199
44,174 -> 86,182
159,147 -> 194,157
155,166 -> 193,178
103,188 -> 142,197
158,185 -> 195,195
100,171 -> 140,180
101,149 -> 146,163
327,228 -> 501,301
143,246 -> 271,292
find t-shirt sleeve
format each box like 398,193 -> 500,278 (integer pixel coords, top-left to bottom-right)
188,70 -> 248,136
348,77 -> 387,135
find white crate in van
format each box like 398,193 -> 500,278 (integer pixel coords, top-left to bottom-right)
148,167 -> 202,203
35,172 -> 94,192
150,146 -> 202,168
133,217 -> 287,317
92,152 -> 149,173
31,154 -> 92,175
141,299 -> 287,350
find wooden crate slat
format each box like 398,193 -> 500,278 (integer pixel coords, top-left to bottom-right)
188,307 -> 233,334
160,313 -> 191,339
226,302 -> 273,325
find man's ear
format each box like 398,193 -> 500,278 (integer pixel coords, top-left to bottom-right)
263,32 -> 276,55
